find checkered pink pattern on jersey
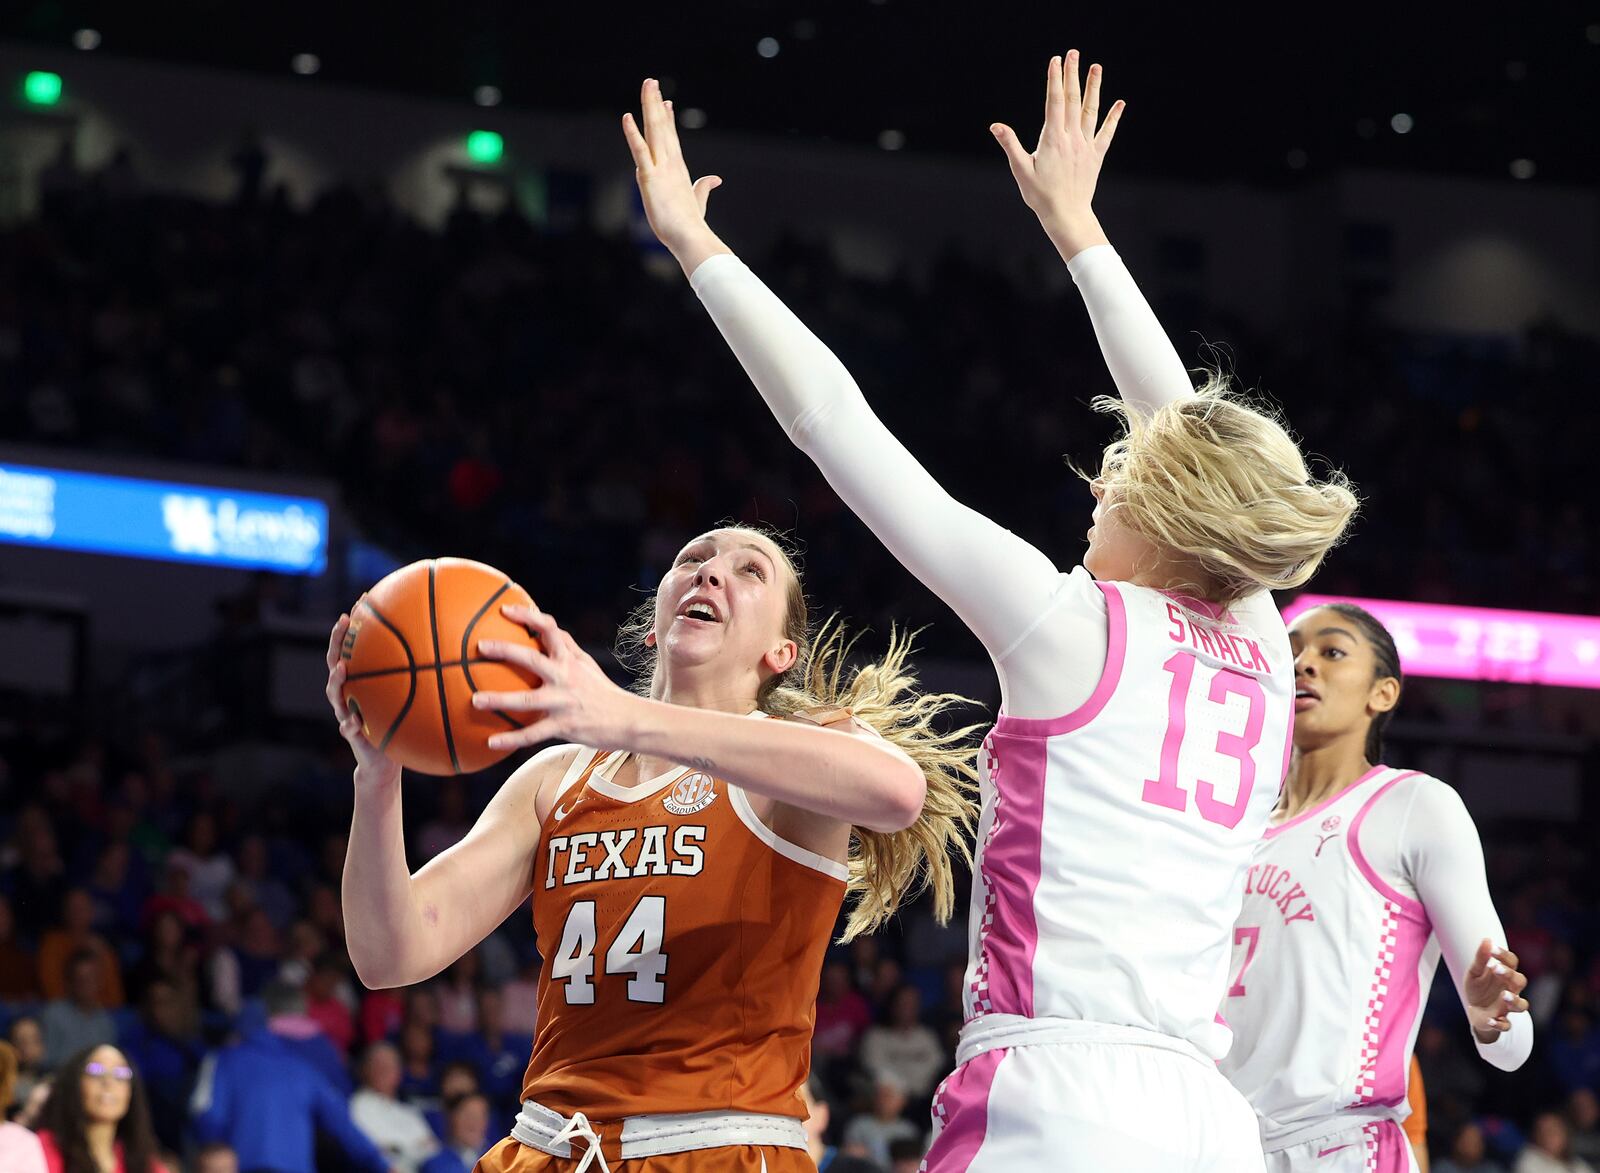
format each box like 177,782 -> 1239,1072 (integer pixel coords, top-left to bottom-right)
1350,899 -> 1402,1105
968,734 -> 1004,1016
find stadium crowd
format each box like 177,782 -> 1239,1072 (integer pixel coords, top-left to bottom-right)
0,150 -> 1597,1172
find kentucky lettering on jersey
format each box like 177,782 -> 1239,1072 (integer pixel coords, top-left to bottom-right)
1221,766 -> 1440,1148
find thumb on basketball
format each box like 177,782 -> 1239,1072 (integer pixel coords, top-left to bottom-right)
694,175 -> 722,215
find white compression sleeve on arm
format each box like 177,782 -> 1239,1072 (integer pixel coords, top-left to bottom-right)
1368,777 -> 1533,1072
1066,245 -> 1196,415
689,253 -> 1078,676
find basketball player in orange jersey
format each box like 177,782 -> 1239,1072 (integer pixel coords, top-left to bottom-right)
325,524 -> 979,1173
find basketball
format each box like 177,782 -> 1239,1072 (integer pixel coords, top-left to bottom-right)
340,557 -> 543,775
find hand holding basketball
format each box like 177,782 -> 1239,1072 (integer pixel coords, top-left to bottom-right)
326,610 -> 402,787
991,51 -> 1124,257
623,78 -> 728,269
474,604 -> 642,751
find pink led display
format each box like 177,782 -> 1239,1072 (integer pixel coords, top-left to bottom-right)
1282,595 -> 1600,690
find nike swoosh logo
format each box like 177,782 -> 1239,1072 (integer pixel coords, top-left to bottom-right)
1318,1144 -> 1354,1157
553,803 -> 571,821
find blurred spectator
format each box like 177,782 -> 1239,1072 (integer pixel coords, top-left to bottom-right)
0,1040 -> 48,1173
42,950 -> 117,1068
815,960 -> 872,1063
277,921 -> 328,990
7,1017 -> 49,1107
423,1062 -> 482,1140
435,955 -> 480,1036
0,894 -> 41,1000
254,981 -> 351,1096
1550,1005 -> 1600,1095
189,986 -> 386,1173
800,1075 -> 837,1173
193,1143 -> 239,1173
350,1042 -> 439,1173
439,988 -> 527,1121
500,957 -> 539,1038
1437,1121 -> 1508,1173
87,844 -> 145,935
35,1045 -> 169,1173
858,986 -> 944,1101
118,979 -> 204,1152
361,987 -> 406,1046
1573,1090 -> 1600,1166
304,956 -> 358,1055
9,810 -> 67,939
417,783 -> 471,862
842,1076 -> 918,1168
140,863 -> 209,934
887,1136 -> 924,1173
1517,1112 -> 1596,1173
418,1092 -> 489,1173
127,911 -> 201,1007
39,889 -> 126,1009
235,835 -> 296,931
166,814 -> 234,922
398,1021 -> 439,1101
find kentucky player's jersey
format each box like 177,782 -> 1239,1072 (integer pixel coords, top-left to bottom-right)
1220,766 -> 1440,1147
522,738 -> 846,1121
963,580 -> 1293,1058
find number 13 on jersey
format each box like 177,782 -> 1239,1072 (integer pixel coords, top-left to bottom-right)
550,896 -> 669,1004
1142,653 -> 1267,829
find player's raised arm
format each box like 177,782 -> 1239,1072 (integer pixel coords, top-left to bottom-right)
623,77 -> 1064,663
992,53 -> 1193,415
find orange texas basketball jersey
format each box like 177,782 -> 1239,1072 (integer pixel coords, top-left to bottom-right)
523,737 -> 848,1121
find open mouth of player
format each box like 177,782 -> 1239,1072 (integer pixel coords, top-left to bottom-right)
676,598 -> 722,626
1294,685 -> 1321,713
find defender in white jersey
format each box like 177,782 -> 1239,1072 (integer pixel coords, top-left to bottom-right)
1221,604 -> 1531,1172
626,54 -> 1359,1171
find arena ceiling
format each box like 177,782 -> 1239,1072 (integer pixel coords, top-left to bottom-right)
4,1 -> 1597,184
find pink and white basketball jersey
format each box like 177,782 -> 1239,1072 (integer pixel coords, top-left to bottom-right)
963,580 -> 1293,1058
1219,767 -> 1440,1147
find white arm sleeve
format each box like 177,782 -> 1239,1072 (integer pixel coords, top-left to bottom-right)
1066,245 -> 1196,414
1363,777 -> 1533,1072
690,254 -> 1071,667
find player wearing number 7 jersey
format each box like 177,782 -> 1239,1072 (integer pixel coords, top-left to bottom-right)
1220,604 -> 1531,1172
630,53 -> 1359,1173
329,524 -> 979,1173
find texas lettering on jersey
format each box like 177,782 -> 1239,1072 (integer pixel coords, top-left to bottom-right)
543,825 -> 707,888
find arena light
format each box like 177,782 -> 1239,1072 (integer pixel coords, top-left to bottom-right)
0,462 -> 328,574
1389,112 -> 1414,134
72,29 -> 101,51
23,71 -> 63,106
466,130 -> 503,164
757,37 -> 781,58
1510,158 -> 1536,180
1283,595 -> 1600,690
474,85 -> 502,107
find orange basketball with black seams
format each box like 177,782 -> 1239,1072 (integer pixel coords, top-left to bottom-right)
340,557 -> 543,775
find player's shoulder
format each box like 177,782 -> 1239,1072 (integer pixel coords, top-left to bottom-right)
1371,767 -> 1464,820
504,743 -> 592,815
780,705 -> 882,739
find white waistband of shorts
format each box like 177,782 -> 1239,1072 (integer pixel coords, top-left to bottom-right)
1264,1108 -> 1403,1153
956,1013 -> 1212,1068
512,1098 -> 809,1159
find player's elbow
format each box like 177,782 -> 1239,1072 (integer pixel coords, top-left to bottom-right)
348,943 -> 415,992
862,763 -> 927,834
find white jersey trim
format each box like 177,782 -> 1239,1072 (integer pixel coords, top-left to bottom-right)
728,785 -> 849,881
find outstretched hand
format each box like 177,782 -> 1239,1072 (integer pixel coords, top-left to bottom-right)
991,51 -> 1125,259
623,78 -> 730,274
1464,939 -> 1530,1044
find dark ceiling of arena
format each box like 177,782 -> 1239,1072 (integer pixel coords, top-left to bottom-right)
4,2 -> 1597,184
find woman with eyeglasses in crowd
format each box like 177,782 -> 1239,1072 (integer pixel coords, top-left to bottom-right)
34,1046 -> 168,1173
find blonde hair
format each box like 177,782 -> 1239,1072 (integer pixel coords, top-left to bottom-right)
617,525 -> 981,941
1089,376 -> 1359,603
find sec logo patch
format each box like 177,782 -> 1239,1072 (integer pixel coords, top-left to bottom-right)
663,771 -> 717,815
